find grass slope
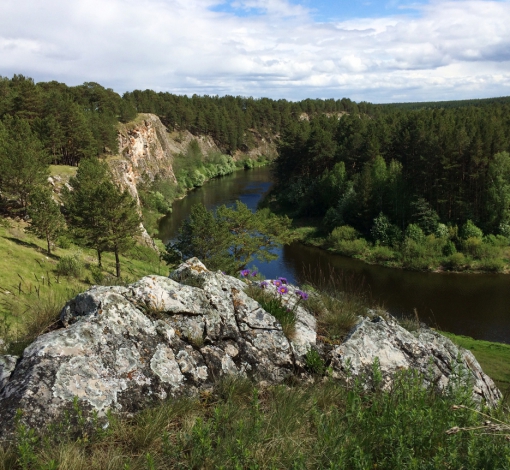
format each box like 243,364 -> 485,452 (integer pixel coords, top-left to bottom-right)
0,217 -> 164,354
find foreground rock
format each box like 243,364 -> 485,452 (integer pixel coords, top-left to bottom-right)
328,315 -> 501,405
0,259 -> 501,439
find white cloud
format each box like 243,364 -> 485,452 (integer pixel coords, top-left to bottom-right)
0,0 -> 509,102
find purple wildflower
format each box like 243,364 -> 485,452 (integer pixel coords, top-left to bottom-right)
295,290 -> 309,300
260,280 -> 268,289
240,269 -> 250,278
272,279 -> 282,287
278,285 -> 289,295
251,271 -> 258,277
278,277 -> 288,284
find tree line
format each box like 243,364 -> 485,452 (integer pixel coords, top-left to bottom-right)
274,103 -> 510,235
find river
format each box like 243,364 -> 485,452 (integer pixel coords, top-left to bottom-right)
159,166 -> 510,344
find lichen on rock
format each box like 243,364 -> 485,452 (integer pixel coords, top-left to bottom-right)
0,258 -> 502,440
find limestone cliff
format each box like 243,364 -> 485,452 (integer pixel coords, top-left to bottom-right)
108,113 -> 277,203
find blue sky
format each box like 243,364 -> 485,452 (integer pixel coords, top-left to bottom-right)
0,0 -> 509,103
212,0 -> 429,20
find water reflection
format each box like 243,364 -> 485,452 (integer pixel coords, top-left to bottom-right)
159,166 -> 510,343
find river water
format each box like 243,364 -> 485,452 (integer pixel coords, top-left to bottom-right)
159,166 -> 510,344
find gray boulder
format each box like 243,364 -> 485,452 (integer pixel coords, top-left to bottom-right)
0,258 -> 501,439
329,314 -> 501,405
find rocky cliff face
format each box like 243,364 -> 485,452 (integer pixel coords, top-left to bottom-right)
109,113 -> 277,203
0,259 -> 501,440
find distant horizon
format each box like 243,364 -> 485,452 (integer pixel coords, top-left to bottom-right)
1,1 -> 510,103
7,73 -> 510,106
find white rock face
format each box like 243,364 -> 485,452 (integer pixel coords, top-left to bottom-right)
329,315 -> 502,405
0,259 -> 501,439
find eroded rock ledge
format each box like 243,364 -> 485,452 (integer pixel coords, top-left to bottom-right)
0,258 -> 501,439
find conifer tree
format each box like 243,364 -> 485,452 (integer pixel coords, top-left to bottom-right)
27,186 -> 66,255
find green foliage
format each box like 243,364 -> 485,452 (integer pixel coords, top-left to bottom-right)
328,225 -> 358,242
442,240 -> 457,256
0,117 -> 50,211
27,186 -> 66,255
55,254 -> 83,278
167,201 -> 292,273
460,220 -> 483,240
405,223 -> 425,244
304,348 -> 325,375
444,252 -> 467,271
4,369 -> 509,469
371,213 -> 402,247
56,235 -> 72,250
63,158 -> 141,277
330,238 -> 369,257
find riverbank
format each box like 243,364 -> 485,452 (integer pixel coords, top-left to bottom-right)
276,214 -> 510,274
140,156 -> 273,237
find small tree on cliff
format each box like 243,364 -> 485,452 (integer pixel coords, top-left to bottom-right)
27,186 -> 66,255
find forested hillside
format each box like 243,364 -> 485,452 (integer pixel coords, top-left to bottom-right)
275,104 -> 510,233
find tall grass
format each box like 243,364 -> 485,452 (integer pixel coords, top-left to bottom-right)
0,280 -> 80,356
1,371 -> 509,469
300,266 -> 370,342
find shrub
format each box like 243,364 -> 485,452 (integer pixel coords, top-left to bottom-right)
370,245 -> 397,262
332,238 -> 369,257
478,257 -> 505,272
304,348 -> 325,375
329,225 -> 358,242
463,237 -> 483,258
443,252 -> 466,270
405,223 -> 425,245
56,235 -> 72,249
499,223 -> 510,239
442,240 -> 457,256
55,254 -> 83,278
460,220 -> 483,239
435,223 -> 449,239
89,265 -> 104,284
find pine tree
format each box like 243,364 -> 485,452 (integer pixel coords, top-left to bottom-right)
27,186 -> 66,255
0,117 -> 49,211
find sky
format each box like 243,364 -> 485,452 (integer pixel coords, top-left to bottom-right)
1,0 -> 510,103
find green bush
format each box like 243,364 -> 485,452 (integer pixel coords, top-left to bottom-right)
371,213 -> 402,246
55,254 -> 83,278
442,240 -> 457,256
89,265 -> 104,284
435,223 -> 449,239
460,220 -> 483,239
370,245 -> 397,262
332,238 -> 369,257
405,223 -> 425,244
304,348 -> 325,375
499,222 -> 510,239
329,225 -> 358,242
443,252 -> 466,270
56,235 -> 72,249
463,237 -> 483,258
478,257 -> 505,272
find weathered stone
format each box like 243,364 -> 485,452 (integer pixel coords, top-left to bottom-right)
328,315 -> 502,406
0,259 -> 296,439
0,258 -> 501,440
0,355 -> 17,392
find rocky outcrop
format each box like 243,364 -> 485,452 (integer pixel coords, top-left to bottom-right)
328,315 -> 502,405
110,114 -> 179,202
0,259 -> 501,440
